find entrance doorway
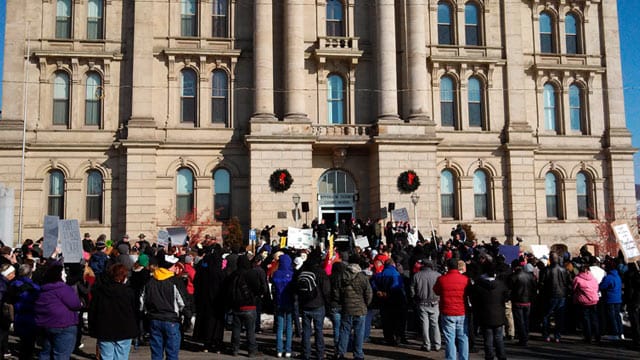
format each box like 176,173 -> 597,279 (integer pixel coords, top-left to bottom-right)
317,170 -> 357,226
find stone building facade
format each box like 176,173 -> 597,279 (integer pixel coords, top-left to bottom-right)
0,0 -> 635,251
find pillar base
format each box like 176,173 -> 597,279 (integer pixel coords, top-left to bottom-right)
284,113 -> 311,123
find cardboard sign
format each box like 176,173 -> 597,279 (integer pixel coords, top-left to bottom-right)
287,227 -> 314,249
157,230 -> 170,247
59,219 -> 82,263
43,215 -> 59,258
391,208 -> 410,222
531,244 -> 550,260
612,222 -> 640,260
355,235 -> 369,249
499,245 -> 520,264
167,227 -> 188,246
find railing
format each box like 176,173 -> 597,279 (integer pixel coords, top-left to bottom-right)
318,36 -> 359,51
312,124 -> 377,138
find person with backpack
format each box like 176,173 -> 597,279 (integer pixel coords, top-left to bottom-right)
271,254 -> 295,358
296,253 -> 330,360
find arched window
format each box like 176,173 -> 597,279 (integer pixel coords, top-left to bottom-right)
327,74 -> 345,124
48,170 -> 65,218
87,0 -> 104,40
212,0 -> 228,38
440,76 -> 457,127
53,72 -> 70,126
539,12 -> 555,53
319,169 -> 356,194
576,172 -> 593,219
56,0 -> 72,38
86,170 -> 103,222
565,13 -> 581,54
327,0 -> 344,37
176,168 -> 194,218
468,76 -> 484,128
545,172 -> 561,218
569,83 -> 585,133
438,2 -> 454,45
441,170 -> 457,219
181,69 -> 197,124
213,168 -> 231,221
465,2 -> 481,46
181,0 -> 197,37
473,170 -> 489,218
543,83 -> 559,132
85,72 -> 102,126
211,70 -> 228,125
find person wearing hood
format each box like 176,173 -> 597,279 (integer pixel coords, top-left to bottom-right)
271,254 -> 295,358
539,252 -> 571,342
140,255 -> 185,360
599,260 -> 623,340
88,263 -> 138,359
116,244 -> 134,271
8,264 -> 41,360
193,246 -> 226,353
572,263 -> 600,343
335,255 -> 372,360
34,263 -> 83,360
371,258 -> 407,346
470,260 -> 510,360
296,252 -> 330,360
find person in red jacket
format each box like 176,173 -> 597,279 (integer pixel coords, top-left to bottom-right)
434,258 -> 470,360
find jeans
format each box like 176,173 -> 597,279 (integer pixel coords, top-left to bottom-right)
607,303 -> 623,337
98,339 -> 133,360
482,326 -> 506,360
231,309 -> 257,355
418,303 -> 441,349
504,301 -> 515,337
276,310 -> 293,354
581,305 -> 600,342
149,320 -> 181,360
512,304 -> 531,345
338,314 -> 366,359
542,297 -> 565,340
301,307 -> 325,360
441,315 -> 468,360
38,325 -> 77,360
329,307 -> 342,351
364,308 -> 377,342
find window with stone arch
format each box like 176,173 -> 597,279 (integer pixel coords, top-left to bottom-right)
53,71 -> 71,126
468,76 -> 485,129
48,170 -> 65,219
569,83 -> 587,134
543,82 -> 560,133
181,0 -> 198,37
87,0 -> 104,40
176,168 -> 195,218
539,11 -> 556,53
86,170 -> 103,222
213,168 -> 231,221
326,0 -> 345,37
56,0 -> 72,39
211,70 -> 228,125
327,74 -> 346,124
440,169 -> 458,219
212,0 -> 228,38
85,72 -> 102,126
576,171 -> 594,219
440,75 -> 458,128
437,1 -> 454,45
473,169 -> 490,219
181,69 -> 197,124
545,172 -> 563,219
565,12 -> 583,55
318,169 -> 356,195
465,1 -> 482,46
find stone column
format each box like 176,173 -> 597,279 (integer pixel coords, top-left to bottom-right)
253,0 -> 275,119
129,0 -> 155,126
376,0 -> 400,121
406,0 -> 429,122
284,0 -> 308,120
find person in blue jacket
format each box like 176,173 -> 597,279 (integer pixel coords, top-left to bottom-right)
600,260 -> 623,340
271,254 -> 295,358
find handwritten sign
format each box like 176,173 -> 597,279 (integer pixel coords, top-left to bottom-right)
355,236 -> 369,249
59,219 -> 82,263
531,245 -> 550,260
43,215 -> 59,258
157,230 -> 170,247
612,222 -> 640,261
391,208 -> 410,222
287,227 -> 314,249
167,227 -> 188,246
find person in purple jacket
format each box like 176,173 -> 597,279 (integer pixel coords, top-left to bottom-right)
35,263 -> 82,360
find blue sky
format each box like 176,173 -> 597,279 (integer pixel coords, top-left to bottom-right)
0,1 -> 638,181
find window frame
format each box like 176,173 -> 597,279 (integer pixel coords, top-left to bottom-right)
576,172 -> 593,219
86,170 -> 103,223
468,76 -> 485,129
176,168 -> 195,219
56,0 -> 72,39
211,70 -> 228,125
53,71 -> 71,126
440,169 -> 458,219
181,0 -> 198,37
213,168 -> 231,221
181,69 -> 198,124
437,2 -> 454,45
440,75 -> 458,128
464,2 -> 481,46
87,0 -> 104,40
473,170 -> 490,219
327,73 -> 346,124
545,172 -> 562,219
569,83 -> 586,134
48,170 -> 65,219
539,11 -> 556,53
212,0 -> 228,38
565,12 -> 582,55
85,72 -> 102,126
543,82 -> 560,133
326,0 -> 345,37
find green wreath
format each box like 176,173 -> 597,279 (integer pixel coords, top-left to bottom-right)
397,170 -> 420,193
269,169 -> 294,192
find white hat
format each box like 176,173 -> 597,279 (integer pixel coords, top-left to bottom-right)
164,255 -> 179,265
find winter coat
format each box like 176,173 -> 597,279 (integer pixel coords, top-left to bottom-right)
89,251 -> 109,276
8,276 -> 41,337
88,277 -> 139,341
271,254 -> 295,311
471,275 -> 510,327
296,261 -> 330,310
35,281 -> 82,329
116,245 -> 134,270
599,270 -> 622,304
433,269 -> 469,316
573,271 -> 600,306
508,268 -> 537,304
371,264 -> 406,306
141,268 -> 185,323
540,264 -> 572,298
336,263 -> 372,316
329,262 -> 347,310
225,255 -> 267,311
410,267 -> 440,305
624,267 -> 640,308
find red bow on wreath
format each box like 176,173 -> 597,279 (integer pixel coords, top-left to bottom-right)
407,172 -> 415,185
279,172 -> 287,185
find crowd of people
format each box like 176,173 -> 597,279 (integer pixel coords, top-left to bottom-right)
0,219 -> 638,360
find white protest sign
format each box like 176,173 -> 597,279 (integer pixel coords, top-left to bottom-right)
355,235 -> 369,249
407,231 -> 418,246
157,230 -> 170,247
612,223 -> 640,260
391,208 -> 410,222
167,227 -> 188,246
287,227 -> 314,249
59,219 -> 83,263
43,215 -> 59,258
530,244 -> 550,260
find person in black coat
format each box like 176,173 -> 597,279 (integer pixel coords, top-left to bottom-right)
624,261 -> 640,347
192,248 -> 227,353
508,259 -> 537,346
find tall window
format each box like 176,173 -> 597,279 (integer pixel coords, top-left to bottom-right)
56,0 -> 72,39
440,76 -> 456,127
465,2 -> 480,46
212,0 -> 228,37
468,76 -> 483,128
569,83 -> 585,133
87,0 -> 104,40
438,2 -> 453,45
327,74 -> 345,124
473,170 -> 488,218
545,172 -> 560,218
214,169 -> 231,221
176,168 -> 194,218
326,0 -> 344,36
543,83 -> 558,132
48,170 -> 65,218
441,170 -> 456,219
576,172 -> 592,218
85,73 -> 102,126
565,13 -> 581,54
539,12 -> 555,53
86,171 -> 103,222
53,72 -> 70,126
181,69 -> 197,124
181,0 -> 197,37
211,70 -> 228,125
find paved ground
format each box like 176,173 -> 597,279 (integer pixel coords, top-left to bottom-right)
14,327 -> 639,360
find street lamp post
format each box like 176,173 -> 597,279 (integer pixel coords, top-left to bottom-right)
292,193 -> 301,226
410,192 -> 420,230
